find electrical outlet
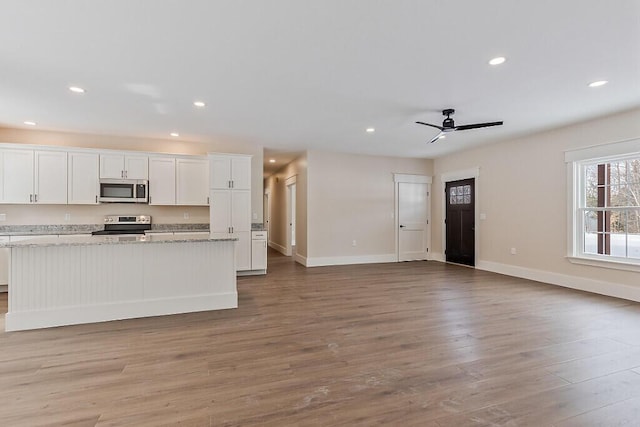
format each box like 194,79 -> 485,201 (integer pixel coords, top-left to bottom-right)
183,212 -> 190,219
352,240 -> 357,247
510,247 -> 517,255
0,213 -> 6,221
64,213 -> 71,221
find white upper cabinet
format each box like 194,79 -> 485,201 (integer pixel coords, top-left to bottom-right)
34,151 -> 68,204
209,154 -> 251,190
68,152 -> 99,204
1,148 -> 34,203
100,153 -> 148,180
148,157 -> 176,205
0,148 -> 67,204
176,158 -> 209,205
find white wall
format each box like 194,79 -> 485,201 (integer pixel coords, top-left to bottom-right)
306,150 -> 433,264
0,127 -> 264,224
432,107 -> 640,298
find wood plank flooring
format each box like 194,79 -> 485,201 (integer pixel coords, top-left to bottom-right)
1,250 -> 640,426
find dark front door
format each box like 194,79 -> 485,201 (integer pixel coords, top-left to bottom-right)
445,178 -> 475,266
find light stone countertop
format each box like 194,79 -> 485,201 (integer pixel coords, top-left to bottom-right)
0,233 -> 237,248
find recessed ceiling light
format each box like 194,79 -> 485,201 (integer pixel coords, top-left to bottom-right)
69,86 -> 85,93
193,101 -> 206,107
23,121 -> 36,126
488,57 -> 506,66
588,80 -> 608,88
170,132 -> 179,137
366,128 -> 375,133
269,159 -> 276,163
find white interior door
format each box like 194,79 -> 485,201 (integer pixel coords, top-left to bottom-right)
398,182 -> 429,261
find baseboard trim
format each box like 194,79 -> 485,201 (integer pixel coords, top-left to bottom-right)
429,252 -> 445,262
477,260 -> 640,303
294,253 -> 307,266
306,254 -> 397,267
268,241 -> 288,256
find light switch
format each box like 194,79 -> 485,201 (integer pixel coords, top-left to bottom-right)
480,213 -> 487,220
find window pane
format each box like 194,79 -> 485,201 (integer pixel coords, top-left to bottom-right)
464,185 -> 471,195
586,184 -> 598,207
629,209 -> 640,234
464,195 -> 471,204
629,159 -> 640,183
585,164 -> 598,187
609,161 -> 626,186
457,195 -> 464,204
450,194 -> 456,205
610,233 -> 626,257
451,187 -> 457,196
610,211 -> 626,233
584,210 -> 599,233
609,185 -> 629,207
629,180 -> 640,207
584,232 -> 598,254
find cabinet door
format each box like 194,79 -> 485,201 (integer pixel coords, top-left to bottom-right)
148,157 -> 176,205
34,150 -> 67,204
2,149 -> 34,203
209,155 -> 231,189
251,239 -> 267,270
231,156 -> 251,190
125,155 -> 149,180
209,190 -> 231,233
99,153 -> 125,178
176,158 -> 209,205
235,231 -> 252,271
231,190 -> 251,232
68,152 -> 99,204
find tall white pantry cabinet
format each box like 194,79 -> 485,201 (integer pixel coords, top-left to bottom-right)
209,154 -> 252,272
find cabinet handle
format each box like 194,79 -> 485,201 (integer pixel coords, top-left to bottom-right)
124,170 -> 128,179
95,195 -> 98,203
35,194 -> 38,203
30,194 -> 33,203
231,180 -> 234,188
149,196 -> 152,204
207,196 -> 209,204
121,170 -> 123,178
228,180 -> 231,189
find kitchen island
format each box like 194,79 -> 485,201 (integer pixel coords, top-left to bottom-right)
2,234 -> 237,331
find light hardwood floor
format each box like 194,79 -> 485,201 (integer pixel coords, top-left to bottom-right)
1,250 -> 640,426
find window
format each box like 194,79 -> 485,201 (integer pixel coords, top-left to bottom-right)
566,138 -> 640,271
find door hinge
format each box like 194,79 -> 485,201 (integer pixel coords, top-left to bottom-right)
426,219 -> 429,225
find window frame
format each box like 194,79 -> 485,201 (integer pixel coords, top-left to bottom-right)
566,138 -> 640,272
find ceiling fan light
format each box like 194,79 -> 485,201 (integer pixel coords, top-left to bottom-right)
489,56 -> 506,66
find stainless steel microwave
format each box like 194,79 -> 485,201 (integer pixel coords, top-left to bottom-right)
99,179 -> 148,203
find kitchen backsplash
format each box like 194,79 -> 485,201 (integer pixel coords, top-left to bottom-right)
0,204 -> 210,226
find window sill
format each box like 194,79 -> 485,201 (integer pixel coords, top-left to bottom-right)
567,255 -> 640,273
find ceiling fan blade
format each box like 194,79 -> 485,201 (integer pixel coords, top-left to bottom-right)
416,121 -> 444,131
428,132 -> 444,144
454,121 -> 503,131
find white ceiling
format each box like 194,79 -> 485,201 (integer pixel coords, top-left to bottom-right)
1,0 -> 639,170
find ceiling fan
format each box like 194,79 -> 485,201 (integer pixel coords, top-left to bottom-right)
416,109 -> 503,143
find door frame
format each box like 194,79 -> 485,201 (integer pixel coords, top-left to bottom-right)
264,188 -> 271,246
285,175 -> 297,257
393,173 -> 432,262
440,167 -> 480,266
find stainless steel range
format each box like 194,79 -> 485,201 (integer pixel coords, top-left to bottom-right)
91,215 -> 151,236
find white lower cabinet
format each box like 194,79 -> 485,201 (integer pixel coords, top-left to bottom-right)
251,231 -> 267,271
